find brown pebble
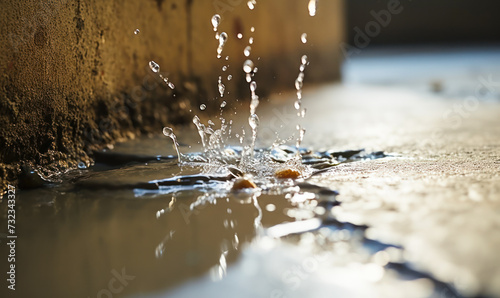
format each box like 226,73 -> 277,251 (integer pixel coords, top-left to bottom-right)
275,168 -> 301,179
232,177 -> 257,190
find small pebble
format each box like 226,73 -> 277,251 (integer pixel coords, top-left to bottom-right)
275,168 -> 301,179
232,177 -> 257,190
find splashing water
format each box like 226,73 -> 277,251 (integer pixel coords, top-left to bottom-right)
158,4 -> 328,184
308,0 -> 317,17
211,14 -> 221,31
294,55 -> 309,148
243,59 -> 254,83
149,61 -> 175,89
163,127 -> 181,163
301,33 -> 308,43
244,46 -> 252,57
247,0 -> 256,10
149,61 -> 160,73
217,32 -> 228,59
218,76 -> 225,97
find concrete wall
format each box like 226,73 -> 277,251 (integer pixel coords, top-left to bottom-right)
0,0 -> 344,189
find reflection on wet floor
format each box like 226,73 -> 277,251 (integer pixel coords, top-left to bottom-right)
1,136 -> 462,298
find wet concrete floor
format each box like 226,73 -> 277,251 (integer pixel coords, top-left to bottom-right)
1,48 -> 500,298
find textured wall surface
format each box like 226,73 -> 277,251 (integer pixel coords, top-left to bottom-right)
0,0 -> 344,189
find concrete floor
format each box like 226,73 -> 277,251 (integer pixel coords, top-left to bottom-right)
258,48 -> 500,296
1,46 -> 500,298
153,83 -> 500,297
105,47 -> 500,298
303,84 -> 500,297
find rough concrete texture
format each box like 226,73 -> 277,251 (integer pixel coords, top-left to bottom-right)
0,0 -> 344,191
253,83 -> 500,297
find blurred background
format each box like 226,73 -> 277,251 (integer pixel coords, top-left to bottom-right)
343,0 -> 500,97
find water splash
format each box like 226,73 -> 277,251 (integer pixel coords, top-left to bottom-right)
243,59 -> 254,83
211,14 -> 221,31
149,61 -> 160,73
193,116 -> 208,151
247,0 -> 256,10
218,76 -> 225,98
217,32 -> 228,59
308,0 -> 317,17
163,78 -> 175,89
163,127 -> 181,163
294,55 -> 309,148
301,33 -> 308,44
244,46 -> 252,57
149,61 -> 176,90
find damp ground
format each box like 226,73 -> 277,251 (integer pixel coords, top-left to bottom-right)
1,82 -> 499,297
2,47 -> 500,298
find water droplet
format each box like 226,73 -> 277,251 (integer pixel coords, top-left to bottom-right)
222,65 -> 228,71
308,0 -> 317,16
220,101 -> 227,108
301,33 -> 307,43
149,61 -> 160,73
301,55 -> 308,65
134,29 -> 140,35
78,161 -> 87,169
249,37 -> 254,44
295,77 -> 303,91
294,100 -> 301,110
251,27 -> 255,33
212,14 -> 221,31
250,95 -> 259,113
244,46 -> 251,57
243,60 -> 254,73
225,56 -> 229,61
253,67 -> 258,73
237,33 -> 243,39
217,32 -> 228,58
250,81 -> 257,92
249,113 -> 259,129
163,127 -> 182,164
227,75 -> 233,81
200,104 -> 207,110
218,76 -> 225,98
163,127 -> 174,137
208,120 -> 215,126
247,0 -> 256,10
163,77 -> 175,89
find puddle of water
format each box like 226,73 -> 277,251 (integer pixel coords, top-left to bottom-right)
0,3 -> 466,298
0,138 -> 392,297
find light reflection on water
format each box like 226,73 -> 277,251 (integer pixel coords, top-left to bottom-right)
0,132 -> 446,298
4,158 -> 297,297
